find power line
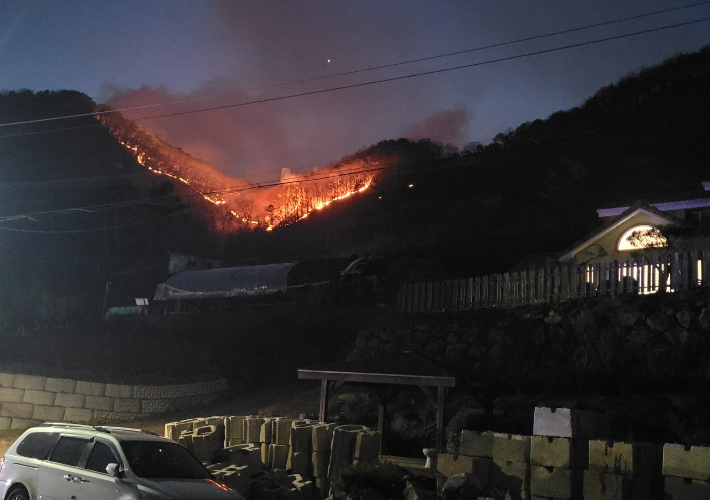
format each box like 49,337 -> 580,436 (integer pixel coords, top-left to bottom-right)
1,5 -> 709,130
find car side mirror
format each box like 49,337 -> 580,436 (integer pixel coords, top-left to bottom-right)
106,463 -> 123,478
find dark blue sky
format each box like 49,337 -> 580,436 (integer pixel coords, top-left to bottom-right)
1,1 -> 709,181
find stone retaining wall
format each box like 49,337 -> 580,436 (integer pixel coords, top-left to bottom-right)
0,372 -> 228,430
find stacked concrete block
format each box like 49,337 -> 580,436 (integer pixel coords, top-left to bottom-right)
327,424 -> 372,478
662,443 -> 710,499
491,433 -> 531,500
530,407 -> 605,499
354,429 -> 381,463
245,417 -> 266,445
207,444 -> 265,498
179,424 -> 223,462
289,421 -> 316,476
312,423 -> 335,495
450,430 -> 496,488
251,472 -> 314,500
225,415 -> 246,447
584,440 -> 662,499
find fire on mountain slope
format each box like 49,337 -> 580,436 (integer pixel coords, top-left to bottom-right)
96,108 -> 394,232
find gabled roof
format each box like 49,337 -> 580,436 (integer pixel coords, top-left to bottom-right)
558,200 -> 683,262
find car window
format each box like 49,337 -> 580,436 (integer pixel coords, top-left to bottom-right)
16,432 -> 60,459
121,441 -> 211,479
85,441 -> 118,474
49,436 -> 89,466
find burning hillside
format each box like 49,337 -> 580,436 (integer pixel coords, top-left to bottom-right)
96,107 -> 394,232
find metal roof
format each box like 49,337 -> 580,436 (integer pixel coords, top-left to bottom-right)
154,262 -> 298,300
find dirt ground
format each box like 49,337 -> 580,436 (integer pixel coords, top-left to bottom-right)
0,380 -> 324,458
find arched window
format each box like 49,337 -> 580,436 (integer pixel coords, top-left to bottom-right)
618,225 -> 667,251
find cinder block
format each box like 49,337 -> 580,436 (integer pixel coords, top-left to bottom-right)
460,430 -> 495,458
437,453 -> 474,476
226,415 -> 246,440
313,451 -> 330,477
493,460 -> 530,492
112,398 -> 141,413
64,407 -> 93,423
104,384 -> 134,398
74,381 -> 105,397
22,390 -> 56,406
289,473 -> 314,497
312,422 -> 335,451
0,402 -> 34,419
663,443 -> 710,481
222,444 -> 263,470
244,417 -> 265,443
84,396 -> 113,412
32,405 -> 65,421
290,424 -> 314,453
531,465 -> 583,499
164,419 -> 201,441
44,378 -> 77,394
533,407 -> 609,440
270,444 -> 289,470
493,433 -> 531,463
354,430 -> 381,461
664,475 -> 710,500
11,418 -> 41,429
191,425 -> 222,462
315,476 -> 329,498
582,469 -> 656,500
274,418 -> 294,445
589,440 -> 661,476
207,463 -> 251,495
13,375 -> 46,391
328,425 -> 368,477
54,393 -> 85,409
261,442 -> 270,466
0,373 -> 16,387
0,387 -> 24,403
260,418 -> 275,443
530,435 -> 588,469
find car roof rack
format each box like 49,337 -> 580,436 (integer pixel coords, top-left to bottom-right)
39,423 -> 158,436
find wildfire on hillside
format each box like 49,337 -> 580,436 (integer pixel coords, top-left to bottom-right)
97,109 -> 393,232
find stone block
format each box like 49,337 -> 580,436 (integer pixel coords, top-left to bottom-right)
270,444 -> 289,470
260,418 -> 275,443
64,407 -> 93,423
274,418 -> 294,445
493,460 -> 530,492
22,390 -> 56,406
140,399 -> 171,413
588,440 -> 662,476
261,442 -> 270,466
437,453 -> 473,477
312,422 -> 335,451
0,402 -> 34,419
164,419 -> 201,441
530,436 -> 588,469
84,395 -> 113,412
664,475 -> 710,500
582,469 -> 656,500
533,407 -> 610,440
44,378 -> 77,394
354,430 -> 381,461
112,398 -> 141,413
493,433 -> 531,463
75,381 -> 105,397
0,417 -> 11,430
0,387 -> 24,403
530,465 -> 583,499
225,415 -> 245,439
291,451 -> 312,477
191,425 -> 222,462
104,384 -> 134,398
32,405 -> 65,422
11,418 -> 41,430
0,373 -> 15,387
460,430 -> 495,458
290,424 -> 314,453
13,375 -> 46,391
315,476 -> 329,498
207,463 -> 251,495
55,393 -> 85,409
222,444 -> 263,470
663,443 -> 710,481
313,451 -> 329,477
244,417 -> 265,443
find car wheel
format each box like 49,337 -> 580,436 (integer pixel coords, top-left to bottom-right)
6,487 -> 29,500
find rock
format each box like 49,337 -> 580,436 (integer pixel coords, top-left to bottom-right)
646,312 -> 671,332
414,324 -> 431,331
446,333 -> 459,344
445,343 -> 467,360
487,328 -> 504,346
699,307 -> 710,329
460,326 -> 479,343
544,310 -> 562,325
379,329 -> 394,342
531,327 -> 547,346
615,308 -> 640,327
414,331 -> 429,346
676,309 -> 692,329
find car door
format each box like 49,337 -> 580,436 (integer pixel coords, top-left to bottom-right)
69,438 -> 121,500
36,435 -> 91,500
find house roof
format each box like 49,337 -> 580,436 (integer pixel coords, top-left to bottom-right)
154,262 -> 298,300
558,200 -> 683,262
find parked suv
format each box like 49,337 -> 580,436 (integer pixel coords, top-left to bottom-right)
0,423 -> 244,500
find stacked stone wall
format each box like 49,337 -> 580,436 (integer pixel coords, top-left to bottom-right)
0,372 -> 227,430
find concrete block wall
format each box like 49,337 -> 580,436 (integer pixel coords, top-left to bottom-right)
0,372 -> 228,430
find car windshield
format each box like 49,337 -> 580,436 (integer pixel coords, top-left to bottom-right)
120,440 -> 211,479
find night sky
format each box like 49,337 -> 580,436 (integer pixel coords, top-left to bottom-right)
1,1 -> 709,181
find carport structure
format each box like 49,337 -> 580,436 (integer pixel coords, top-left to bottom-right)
297,353 -> 455,454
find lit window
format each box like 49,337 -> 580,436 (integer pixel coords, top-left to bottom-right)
618,225 -> 667,251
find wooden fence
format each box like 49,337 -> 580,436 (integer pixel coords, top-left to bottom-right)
397,251 -> 710,313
